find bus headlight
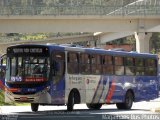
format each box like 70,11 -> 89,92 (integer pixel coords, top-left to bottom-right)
38,86 -> 50,95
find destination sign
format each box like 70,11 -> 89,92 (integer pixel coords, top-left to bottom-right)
7,47 -> 49,56
12,48 -> 43,53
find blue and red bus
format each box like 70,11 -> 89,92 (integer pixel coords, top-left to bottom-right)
4,44 -> 159,112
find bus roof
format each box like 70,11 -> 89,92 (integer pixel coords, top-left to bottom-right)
7,44 -> 158,59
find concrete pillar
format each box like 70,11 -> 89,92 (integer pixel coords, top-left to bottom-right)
134,32 -> 152,53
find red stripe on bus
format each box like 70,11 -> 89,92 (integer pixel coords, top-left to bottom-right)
106,80 -> 115,103
0,80 -> 5,91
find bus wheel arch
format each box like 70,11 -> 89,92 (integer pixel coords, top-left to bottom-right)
116,89 -> 134,110
67,88 -> 81,111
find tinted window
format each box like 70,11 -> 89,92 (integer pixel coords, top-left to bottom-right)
67,52 -> 79,74
135,58 -> 144,67
80,53 -> 90,74
125,57 -> 135,75
91,54 -> 101,74
114,56 -> 124,75
114,56 -> 123,66
102,55 -> 114,75
145,58 -> 157,76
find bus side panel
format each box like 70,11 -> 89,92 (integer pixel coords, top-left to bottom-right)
108,76 -> 127,103
134,76 -> 159,102
86,75 -> 125,104
85,75 -> 103,104
65,74 -> 86,104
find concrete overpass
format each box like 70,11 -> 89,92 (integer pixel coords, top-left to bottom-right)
0,0 -> 160,53
95,32 -> 152,53
0,0 -> 160,33
0,16 -> 160,33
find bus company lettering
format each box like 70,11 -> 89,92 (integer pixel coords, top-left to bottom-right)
69,76 -> 82,84
86,76 -> 98,84
87,79 -> 96,84
13,48 -> 43,53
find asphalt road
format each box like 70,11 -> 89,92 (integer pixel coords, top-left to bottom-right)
0,99 -> 160,120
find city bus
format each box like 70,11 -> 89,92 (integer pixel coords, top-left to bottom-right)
4,44 -> 159,112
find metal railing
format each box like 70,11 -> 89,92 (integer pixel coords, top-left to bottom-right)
0,0 -> 159,16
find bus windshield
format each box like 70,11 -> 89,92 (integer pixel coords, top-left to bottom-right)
7,56 -> 50,82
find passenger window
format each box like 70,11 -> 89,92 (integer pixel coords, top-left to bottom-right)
114,56 -> 124,75
79,53 -> 90,74
102,55 -> 114,75
67,52 -> 79,74
125,57 -> 135,76
145,59 -> 157,76
91,54 -> 101,74
135,58 -> 144,67
115,56 -> 123,66
135,58 -> 144,76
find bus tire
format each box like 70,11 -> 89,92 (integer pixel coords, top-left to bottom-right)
116,91 -> 133,110
31,103 -> 39,112
67,92 -> 75,111
86,103 -> 102,110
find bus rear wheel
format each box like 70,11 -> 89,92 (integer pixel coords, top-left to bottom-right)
31,103 -> 39,112
116,91 -> 133,110
86,103 -> 102,110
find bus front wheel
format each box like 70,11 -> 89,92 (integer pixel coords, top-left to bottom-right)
116,91 -> 133,110
31,103 -> 39,112
86,103 -> 102,110
67,92 -> 75,111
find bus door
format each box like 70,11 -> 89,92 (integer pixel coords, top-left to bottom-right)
50,51 -> 65,104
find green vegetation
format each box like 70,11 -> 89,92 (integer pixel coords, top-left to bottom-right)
0,91 -> 29,106
0,32 -> 91,43
0,91 -> 15,106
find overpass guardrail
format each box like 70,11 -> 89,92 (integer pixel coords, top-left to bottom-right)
0,4 -> 160,16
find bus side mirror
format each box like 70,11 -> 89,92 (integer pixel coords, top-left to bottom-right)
0,59 -> 3,66
0,54 -> 6,66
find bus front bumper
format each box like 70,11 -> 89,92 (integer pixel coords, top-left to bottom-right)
5,90 -> 52,104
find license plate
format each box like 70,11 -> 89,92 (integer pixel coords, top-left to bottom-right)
20,97 -> 28,101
